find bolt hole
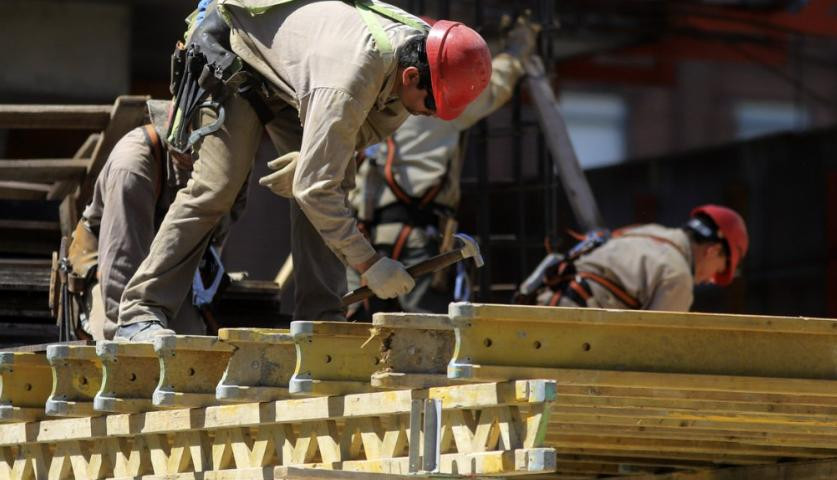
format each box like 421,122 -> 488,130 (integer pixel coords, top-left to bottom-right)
129,373 -> 137,382
582,342 -> 591,352
80,377 -> 88,385
24,383 -> 32,391
188,367 -> 196,376
483,338 -> 492,347
325,355 -> 332,364
533,341 -> 542,350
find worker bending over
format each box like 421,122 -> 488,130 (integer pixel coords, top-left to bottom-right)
518,205 -> 748,311
116,0 -> 492,340
342,15 -> 538,318
69,100 -> 244,340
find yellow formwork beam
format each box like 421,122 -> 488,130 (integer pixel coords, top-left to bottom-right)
216,328 -> 296,403
447,303 -> 837,381
153,335 -> 234,408
45,344 -> 102,417
370,313 -> 459,390
289,322 -> 382,396
0,380 -> 557,479
0,352 -> 51,423
94,341 -> 159,413
629,457 -> 837,480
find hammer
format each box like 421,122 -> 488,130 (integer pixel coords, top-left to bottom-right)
341,233 -> 484,306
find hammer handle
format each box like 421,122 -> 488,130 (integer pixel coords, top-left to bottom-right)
341,250 -> 464,306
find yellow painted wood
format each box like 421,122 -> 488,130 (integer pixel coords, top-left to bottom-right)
370,313 -> 457,390
216,328 -> 295,403
0,352 -> 51,423
629,458 -> 837,479
45,345 -> 102,418
448,303 -> 837,380
153,335 -> 234,408
94,341 -> 158,413
0,381 -> 556,479
289,322 -> 382,396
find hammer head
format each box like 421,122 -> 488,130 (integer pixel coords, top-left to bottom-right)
454,233 -> 484,268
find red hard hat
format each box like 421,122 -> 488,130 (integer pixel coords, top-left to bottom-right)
426,20 -> 492,121
691,204 -> 749,286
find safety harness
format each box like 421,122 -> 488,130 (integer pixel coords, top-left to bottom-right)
368,135 -> 453,261
530,228 -> 688,310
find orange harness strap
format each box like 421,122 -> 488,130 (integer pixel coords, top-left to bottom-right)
577,272 -> 641,309
142,124 -> 165,202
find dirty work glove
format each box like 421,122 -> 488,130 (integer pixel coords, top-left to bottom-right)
362,257 -> 415,299
258,151 -> 299,198
504,10 -> 540,61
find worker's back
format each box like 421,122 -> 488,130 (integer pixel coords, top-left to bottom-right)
574,224 -> 694,311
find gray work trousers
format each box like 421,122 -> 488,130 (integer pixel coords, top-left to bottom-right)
119,94 -> 347,327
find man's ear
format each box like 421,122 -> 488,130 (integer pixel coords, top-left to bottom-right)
401,66 -> 420,87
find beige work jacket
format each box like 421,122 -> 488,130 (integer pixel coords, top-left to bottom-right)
574,224 -> 695,311
221,0 -> 425,266
350,53 -> 524,225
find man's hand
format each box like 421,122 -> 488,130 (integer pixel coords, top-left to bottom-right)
504,11 -> 540,61
361,256 -> 415,299
259,151 -> 299,198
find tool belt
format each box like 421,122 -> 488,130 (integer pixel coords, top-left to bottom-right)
49,220 -> 99,340
167,8 -> 273,155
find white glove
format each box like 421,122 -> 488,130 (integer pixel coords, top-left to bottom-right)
362,257 -> 415,299
258,151 -> 299,198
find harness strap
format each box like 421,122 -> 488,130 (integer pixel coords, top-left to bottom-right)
577,271 -> 641,309
384,136 -> 413,205
390,224 -> 413,261
383,135 -> 448,210
141,124 -> 165,203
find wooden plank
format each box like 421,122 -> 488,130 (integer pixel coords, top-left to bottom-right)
630,458 -> 837,479
77,95 -> 149,207
0,380 -> 555,446
448,303 -> 837,381
0,181 -> 49,200
0,104 -> 112,130
0,159 -> 88,182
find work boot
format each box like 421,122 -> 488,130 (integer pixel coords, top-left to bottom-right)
113,320 -> 175,342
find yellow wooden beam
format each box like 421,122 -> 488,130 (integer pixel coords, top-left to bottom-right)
370,313 -> 459,390
629,457 -> 837,479
94,341 -> 159,413
0,380 -> 557,478
289,322 -> 381,396
45,344 -> 102,417
447,303 -> 837,382
153,335 -> 235,408
216,328 -> 295,403
0,352 -> 50,423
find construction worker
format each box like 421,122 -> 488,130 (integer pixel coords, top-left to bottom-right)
344,15 -> 538,318
115,0 -> 492,341
518,205 -> 748,312
73,100 -> 244,340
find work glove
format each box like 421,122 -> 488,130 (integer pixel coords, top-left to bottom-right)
362,257 -> 415,299
258,151 -> 299,198
503,11 -> 540,61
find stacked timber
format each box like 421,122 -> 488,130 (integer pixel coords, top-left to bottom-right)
1,303 -> 836,479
